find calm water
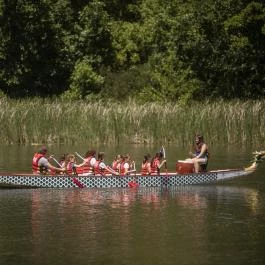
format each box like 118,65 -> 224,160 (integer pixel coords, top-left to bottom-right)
0,144 -> 265,265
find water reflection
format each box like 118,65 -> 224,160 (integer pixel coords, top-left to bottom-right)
1,141 -> 265,265
28,185 -> 262,243
28,185 -> 261,212
0,184 -> 264,265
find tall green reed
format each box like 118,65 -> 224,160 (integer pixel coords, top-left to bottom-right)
0,97 -> 264,146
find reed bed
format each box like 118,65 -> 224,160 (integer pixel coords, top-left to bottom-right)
0,97 -> 264,146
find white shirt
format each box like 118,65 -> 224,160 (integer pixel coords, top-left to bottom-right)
85,157 -> 96,167
38,157 -> 49,167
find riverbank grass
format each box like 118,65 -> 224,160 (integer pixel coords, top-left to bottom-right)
0,98 -> 264,145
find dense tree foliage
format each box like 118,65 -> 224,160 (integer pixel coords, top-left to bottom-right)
0,0 -> 264,101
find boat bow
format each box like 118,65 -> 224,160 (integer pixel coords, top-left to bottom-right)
244,151 -> 265,173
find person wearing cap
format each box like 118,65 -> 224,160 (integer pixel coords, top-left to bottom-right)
189,134 -> 209,173
32,146 -> 66,175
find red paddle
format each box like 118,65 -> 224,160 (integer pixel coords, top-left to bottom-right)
71,175 -> 85,188
128,161 -> 139,188
128,180 -> 139,188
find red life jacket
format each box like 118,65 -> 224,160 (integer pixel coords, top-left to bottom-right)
32,153 -> 46,174
151,158 -> 160,175
80,156 -> 94,174
66,162 -> 76,175
119,161 -> 128,176
141,162 -> 150,175
94,160 -> 106,175
112,161 -> 120,172
75,167 -> 84,174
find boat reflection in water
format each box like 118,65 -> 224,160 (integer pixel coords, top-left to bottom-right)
27,185 -> 264,264
30,185 -> 261,216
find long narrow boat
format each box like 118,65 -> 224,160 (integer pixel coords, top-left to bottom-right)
0,151 -> 264,189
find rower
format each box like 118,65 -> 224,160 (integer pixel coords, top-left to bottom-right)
65,154 -> 78,175
119,154 -> 132,176
111,154 -> 122,173
94,152 -> 119,176
141,153 -> 151,175
150,152 -> 166,175
32,146 -> 65,175
76,149 -> 97,175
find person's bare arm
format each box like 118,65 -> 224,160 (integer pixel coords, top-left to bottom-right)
48,162 -> 65,173
158,160 -> 166,169
105,166 -> 119,175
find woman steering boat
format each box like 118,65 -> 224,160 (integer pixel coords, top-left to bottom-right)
189,134 -> 209,173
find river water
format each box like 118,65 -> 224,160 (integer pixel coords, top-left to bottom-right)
0,144 -> 265,265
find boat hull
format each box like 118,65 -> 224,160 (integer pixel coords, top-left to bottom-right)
0,168 -> 252,189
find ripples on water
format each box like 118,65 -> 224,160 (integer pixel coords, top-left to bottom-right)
1,184 -> 265,265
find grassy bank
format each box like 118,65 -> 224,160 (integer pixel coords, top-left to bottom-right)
0,98 -> 264,145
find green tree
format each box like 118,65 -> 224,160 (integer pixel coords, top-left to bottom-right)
61,59 -> 104,100
73,1 -> 113,69
0,0 -> 74,97
0,0 -> 264,101
135,0 -> 204,102
224,1 -> 265,98
178,0 -> 265,99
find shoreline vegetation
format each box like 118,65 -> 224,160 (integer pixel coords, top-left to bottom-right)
1,1 -> 264,102
0,97 -> 264,146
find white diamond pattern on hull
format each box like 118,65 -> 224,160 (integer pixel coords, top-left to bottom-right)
0,172 -> 218,188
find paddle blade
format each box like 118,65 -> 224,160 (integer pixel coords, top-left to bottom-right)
72,177 -> 85,188
128,181 -> 139,188
160,146 -> 166,158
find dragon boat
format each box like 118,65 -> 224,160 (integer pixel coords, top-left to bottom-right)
0,151 -> 264,189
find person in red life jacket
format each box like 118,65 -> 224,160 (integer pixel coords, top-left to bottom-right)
129,158 -> 136,173
77,150 -> 97,176
65,154 -> 78,175
32,146 -> 65,175
119,154 -> 131,176
141,153 -> 151,175
112,154 -> 122,173
94,152 -> 119,176
189,134 -> 209,173
150,152 -> 166,175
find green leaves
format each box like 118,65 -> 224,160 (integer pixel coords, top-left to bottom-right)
0,0 -> 264,101
0,0 -> 72,97
61,59 -> 104,100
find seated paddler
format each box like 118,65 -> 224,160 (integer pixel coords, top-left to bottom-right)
188,134 -> 209,173
119,154 -> 135,175
65,154 -> 78,175
78,149 -> 97,175
141,153 -> 151,175
150,151 -> 166,175
94,152 -> 119,176
32,146 -> 66,175
111,154 -> 122,173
